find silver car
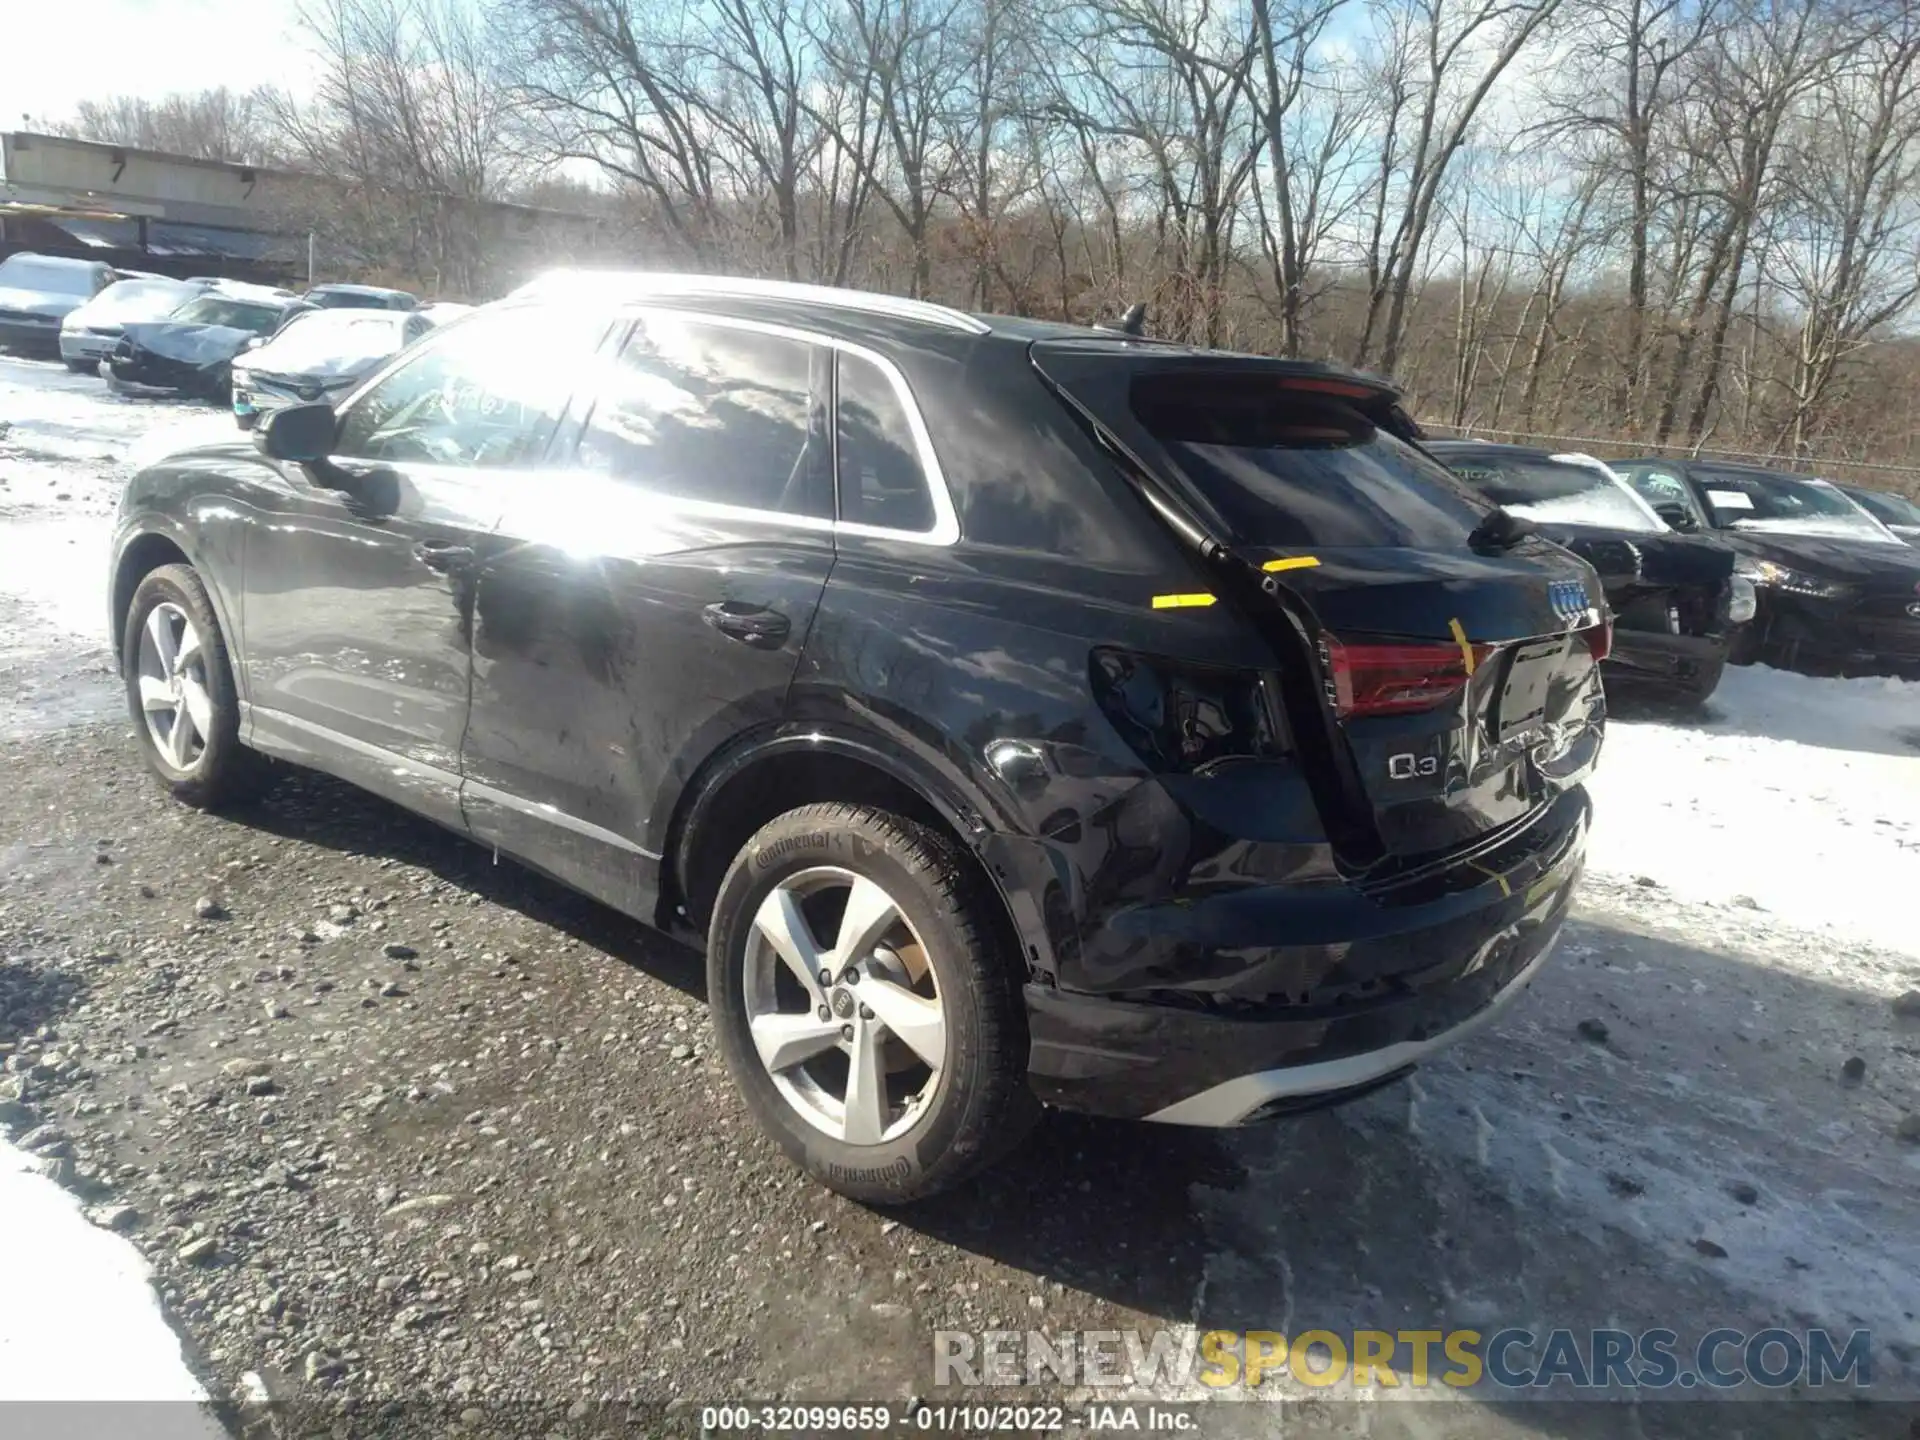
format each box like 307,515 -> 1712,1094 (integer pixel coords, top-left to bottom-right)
60,276 -> 210,371
230,306 -> 436,427
0,252 -> 117,354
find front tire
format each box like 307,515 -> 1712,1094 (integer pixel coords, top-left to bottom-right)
707,803 -> 1036,1204
121,564 -> 264,809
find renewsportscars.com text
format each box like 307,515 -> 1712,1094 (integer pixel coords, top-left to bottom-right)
934,1326 -> 1875,1392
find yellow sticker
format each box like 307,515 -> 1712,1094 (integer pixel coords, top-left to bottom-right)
1262,556 -> 1322,572
1470,860 -> 1513,898
1448,617 -> 1477,676
1152,593 -> 1217,609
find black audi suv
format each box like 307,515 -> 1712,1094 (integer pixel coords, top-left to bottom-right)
1616,458 -> 1920,677
108,274 -> 1607,1202
1427,442 -> 1749,703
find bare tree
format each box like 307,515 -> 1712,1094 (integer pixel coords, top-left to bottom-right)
1350,0 -> 1570,374
61,88 -> 275,162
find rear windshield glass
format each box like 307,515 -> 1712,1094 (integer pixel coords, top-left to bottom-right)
1440,452 -> 1664,533
0,256 -> 97,295
1131,375 -> 1489,547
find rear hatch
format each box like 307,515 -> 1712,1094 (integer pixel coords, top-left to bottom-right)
1033,340 -> 1608,870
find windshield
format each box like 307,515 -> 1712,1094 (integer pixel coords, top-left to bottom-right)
1841,486 -> 1920,527
258,312 -> 407,369
1694,468 -> 1899,542
169,295 -> 288,335
1440,452 -> 1665,533
0,256 -> 96,295
1131,377 -> 1490,547
87,279 -> 193,321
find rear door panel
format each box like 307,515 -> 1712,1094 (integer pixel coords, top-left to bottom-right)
459,313 -> 836,921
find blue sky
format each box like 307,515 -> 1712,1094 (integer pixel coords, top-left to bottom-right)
3,0 -> 314,132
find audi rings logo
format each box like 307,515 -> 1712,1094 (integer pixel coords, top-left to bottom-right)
1549,579 -> 1590,628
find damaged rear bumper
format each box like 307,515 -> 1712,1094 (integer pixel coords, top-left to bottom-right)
1022,787 -> 1588,1124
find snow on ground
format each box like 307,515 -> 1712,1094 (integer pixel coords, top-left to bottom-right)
4,349 -> 1919,1422
1588,666 -> 1920,959
0,1141 -> 222,1423
0,356 -> 233,738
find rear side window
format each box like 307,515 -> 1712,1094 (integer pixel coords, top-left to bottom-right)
580,314 -> 831,520
836,352 -> 934,533
1130,375 -> 1488,547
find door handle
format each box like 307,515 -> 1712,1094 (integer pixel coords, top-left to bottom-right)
413,542 -> 477,575
703,602 -> 791,649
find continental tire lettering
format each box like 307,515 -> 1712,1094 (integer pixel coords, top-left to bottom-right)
753,833 -> 831,868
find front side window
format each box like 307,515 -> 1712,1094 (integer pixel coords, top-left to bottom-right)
334,305 -> 606,467
1620,465 -> 1705,525
579,314 -> 829,519
837,352 -> 934,532
1842,486 -> 1920,527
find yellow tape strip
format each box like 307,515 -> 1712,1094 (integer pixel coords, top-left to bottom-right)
1470,860 -> 1513,899
1262,556 -> 1322,573
1448,617 -> 1477,676
1152,593 -> 1217,609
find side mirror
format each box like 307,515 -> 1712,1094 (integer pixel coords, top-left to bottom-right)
242,335 -> 265,352
1653,502 -> 1698,532
255,402 -> 337,463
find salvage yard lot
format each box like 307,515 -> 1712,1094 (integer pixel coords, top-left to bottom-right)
2,352 -> 1919,1437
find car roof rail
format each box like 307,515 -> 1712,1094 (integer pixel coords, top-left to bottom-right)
509,269 -> 992,336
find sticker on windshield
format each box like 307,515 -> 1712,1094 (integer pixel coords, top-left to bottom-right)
1705,489 -> 1755,510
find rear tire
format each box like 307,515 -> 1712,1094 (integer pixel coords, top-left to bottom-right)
707,803 -> 1036,1204
121,564 -> 266,809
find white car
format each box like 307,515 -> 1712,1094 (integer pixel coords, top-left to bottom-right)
59,276 -> 212,371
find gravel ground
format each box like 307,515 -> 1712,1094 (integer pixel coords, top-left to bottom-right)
4,356 -> 1919,1440
1,723 -> 1217,1436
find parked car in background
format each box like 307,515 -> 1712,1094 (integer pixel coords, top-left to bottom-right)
1427,442 -> 1749,702
60,276 -> 212,371
0,252 -> 117,354
231,307 -> 436,428
107,273 -> 1606,1202
303,283 -> 418,312
1617,458 -> 1920,677
1834,482 -> 1920,546
104,286 -> 314,401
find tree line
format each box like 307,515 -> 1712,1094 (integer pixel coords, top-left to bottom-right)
54,0 -> 1920,488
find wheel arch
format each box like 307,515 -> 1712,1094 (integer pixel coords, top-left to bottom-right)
661,726 -> 1035,979
109,524 -> 245,695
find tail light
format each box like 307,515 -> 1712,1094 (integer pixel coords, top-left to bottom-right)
1319,635 -> 1487,718
1090,649 -> 1283,772
1584,618 -> 1613,662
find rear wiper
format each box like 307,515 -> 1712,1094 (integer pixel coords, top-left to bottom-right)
1469,507 -> 1537,553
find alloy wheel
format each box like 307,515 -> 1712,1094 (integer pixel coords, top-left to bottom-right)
135,601 -> 214,772
742,865 -> 947,1145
